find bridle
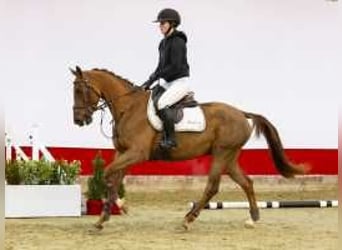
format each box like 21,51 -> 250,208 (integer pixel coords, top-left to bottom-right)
73,77 -> 142,112
73,76 -> 142,138
73,78 -> 108,114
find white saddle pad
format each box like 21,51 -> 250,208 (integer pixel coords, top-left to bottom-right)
147,95 -> 206,132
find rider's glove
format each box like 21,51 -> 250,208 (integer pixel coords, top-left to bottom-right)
141,79 -> 153,91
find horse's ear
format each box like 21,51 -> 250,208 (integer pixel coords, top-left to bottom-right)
69,67 -> 77,76
76,66 -> 83,78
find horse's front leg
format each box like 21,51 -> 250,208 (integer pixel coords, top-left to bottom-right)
102,169 -> 126,220
94,150 -> 147,230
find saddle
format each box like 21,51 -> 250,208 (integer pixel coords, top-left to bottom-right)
152,86 -> 198,124
147,86 -> 205,132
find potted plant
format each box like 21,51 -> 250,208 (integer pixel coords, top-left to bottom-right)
85,152 -> 106,215
86,152 -> 125,215
5,159 -> 81,218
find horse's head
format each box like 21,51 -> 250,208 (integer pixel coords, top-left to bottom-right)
70,66 -> 102,126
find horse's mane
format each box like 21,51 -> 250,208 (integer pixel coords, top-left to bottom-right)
91,68 -> 136,87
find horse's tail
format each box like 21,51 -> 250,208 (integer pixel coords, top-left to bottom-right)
244,112 -> 310,178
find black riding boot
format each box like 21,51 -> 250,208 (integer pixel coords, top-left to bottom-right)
158,107 -> 177,149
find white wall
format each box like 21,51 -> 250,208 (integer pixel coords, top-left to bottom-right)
2,0 -> 341,148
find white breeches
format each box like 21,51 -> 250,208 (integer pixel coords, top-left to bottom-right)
158,77 -> 191,110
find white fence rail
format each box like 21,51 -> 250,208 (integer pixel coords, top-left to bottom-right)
5,125 -> 54,161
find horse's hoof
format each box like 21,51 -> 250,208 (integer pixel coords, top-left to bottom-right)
244,218 -> 256,229
95,223 -> 104,230
88,224 -> 103,234
182,219 -> 191,231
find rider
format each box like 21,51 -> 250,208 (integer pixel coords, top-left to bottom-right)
141,8 -> 191,150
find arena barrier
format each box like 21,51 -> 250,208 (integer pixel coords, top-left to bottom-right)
190,200 -> 338,209
5,125 -> 54,161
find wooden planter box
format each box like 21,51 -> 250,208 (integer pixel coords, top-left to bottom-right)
5,185 -> 81,218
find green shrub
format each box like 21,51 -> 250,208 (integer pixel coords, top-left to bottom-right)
86,152 -> 107,200
86,152 -> 125,200
5,159 -> 80,185
20,160 -> 41,185
58,160 -> 81,185
50,161 -> 63,185
5,160 -> 22,185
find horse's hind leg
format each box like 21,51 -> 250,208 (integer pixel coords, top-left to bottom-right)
226,152 -> 259,224
183,153 -> 226,229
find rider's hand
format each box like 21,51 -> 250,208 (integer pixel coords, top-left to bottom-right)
141,79 -> 153,91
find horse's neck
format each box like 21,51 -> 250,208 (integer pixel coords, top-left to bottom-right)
96,75 -> 145,122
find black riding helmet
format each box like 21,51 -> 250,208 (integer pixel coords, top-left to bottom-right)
153,8 -> 181,27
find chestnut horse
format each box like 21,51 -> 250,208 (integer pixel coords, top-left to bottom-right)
70,66 -> 308,231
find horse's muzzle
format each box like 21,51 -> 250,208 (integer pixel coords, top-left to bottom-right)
74,118 -> 84,126
74,116 -> 93,126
